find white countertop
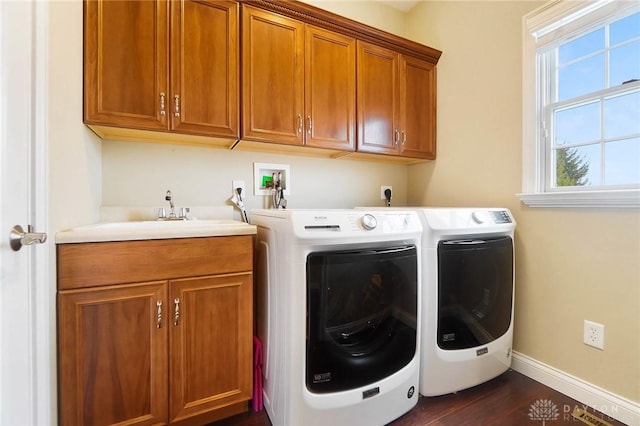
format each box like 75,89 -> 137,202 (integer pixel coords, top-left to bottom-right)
55,219 -> 257,244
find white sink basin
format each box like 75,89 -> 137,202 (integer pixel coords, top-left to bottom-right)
83,219 -> 234,229
56,219 -> 256,243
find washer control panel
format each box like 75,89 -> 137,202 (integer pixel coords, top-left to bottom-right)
472,210 -> 512,224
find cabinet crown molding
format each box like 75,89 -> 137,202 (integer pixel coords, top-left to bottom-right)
238,0 -> 442,64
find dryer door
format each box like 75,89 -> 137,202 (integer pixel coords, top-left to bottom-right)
306,246 -> 417,393
437,236 -> 514,350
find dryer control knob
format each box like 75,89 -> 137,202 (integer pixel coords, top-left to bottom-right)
472,211 -> 490,224
361,213 -> 377,230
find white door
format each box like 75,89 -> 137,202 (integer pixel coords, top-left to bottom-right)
0,1 -> 52,425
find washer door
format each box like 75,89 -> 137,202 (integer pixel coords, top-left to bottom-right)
437,236 -> 514,350
306,246 -> 417,393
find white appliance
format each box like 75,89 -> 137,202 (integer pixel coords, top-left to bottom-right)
417,208 -> 515,396
250,209 -> 423,426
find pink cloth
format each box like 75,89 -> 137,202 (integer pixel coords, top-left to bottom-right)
252,336 -> 264,411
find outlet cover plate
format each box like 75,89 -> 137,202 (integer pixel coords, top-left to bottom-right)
380,186 -> 392,200
583,320 -> 605,350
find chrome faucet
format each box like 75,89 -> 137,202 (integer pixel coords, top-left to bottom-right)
157,190 -> 190,220
165,190 -> 175,216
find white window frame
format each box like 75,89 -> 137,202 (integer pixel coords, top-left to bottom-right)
519,0 -> 640,208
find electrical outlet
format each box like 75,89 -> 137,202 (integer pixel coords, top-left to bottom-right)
583,320 -> 605,350
380,186 -> 392,200
232,180 -> 245,198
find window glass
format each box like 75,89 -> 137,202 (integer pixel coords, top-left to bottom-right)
610,12 -> 640,45
558,54 -> 605,101
558,28 -> 604,63
605,138 -> 640,185
555,144 -> 600,187
604,91 -> 640,139
555,101 -> 600,145
609,40 -> 640,86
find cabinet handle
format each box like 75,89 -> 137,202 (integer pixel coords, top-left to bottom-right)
173,298 -> 180,326
174,95 -> 180,117
307,116 -> 312,135
156,300 -> 163,328
297,115 -> 303,135
394,130 -> 400,146
159,93 -> 166,116
401,131 -> 407,146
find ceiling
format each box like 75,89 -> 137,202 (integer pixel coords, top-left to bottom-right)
379,0 -> 420,12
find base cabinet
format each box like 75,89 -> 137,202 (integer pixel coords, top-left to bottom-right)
57,236 -> 253,426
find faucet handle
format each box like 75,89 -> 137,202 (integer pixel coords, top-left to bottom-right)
179,207 -> 190,219
157,207 -> 167,219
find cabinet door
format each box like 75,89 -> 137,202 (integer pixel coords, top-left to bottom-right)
356,41 -> 400,155
400,56 -> 437,159
242,6 -> 304,145
169,272 -> 253,423
170,0 -> 239,137
305,26 -> 356,151
84,0 -> 169,130
58,282 -> 168,426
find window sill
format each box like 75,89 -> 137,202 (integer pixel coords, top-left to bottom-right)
516,189 -> 640,209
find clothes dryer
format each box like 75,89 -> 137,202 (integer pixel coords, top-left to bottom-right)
417,208 -> 515,396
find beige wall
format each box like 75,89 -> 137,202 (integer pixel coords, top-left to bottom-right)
49,0 -> 639,407
406,1 -> 640,402
49,0 -> 102,233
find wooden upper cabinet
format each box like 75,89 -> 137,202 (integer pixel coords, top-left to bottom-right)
58,281 -> 168,426
169,272 -> 253,423
242,6 -> 305,145
305,26 -> 356,151
242,7 -> 356,151
401,55 -> 437,160
357,41 -> 437,159
357,41 -> 400,155
84,0 -> 169,130
84,0 -> 239,139
170,0 -> 239,137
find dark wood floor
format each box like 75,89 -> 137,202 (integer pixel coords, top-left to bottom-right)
214,369 -> 626,426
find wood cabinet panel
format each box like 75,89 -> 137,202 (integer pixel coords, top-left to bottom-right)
305,26 -> 355,150
169,273 -> 253,422
58,235 -> 254,425
357,41 -> 399,155
84,0 -> 168,130
57,235 -> 253,290
242,6 -> 304,144
170,0 -> 238,137
58,282 -> 168,426
401,56 -> 437,159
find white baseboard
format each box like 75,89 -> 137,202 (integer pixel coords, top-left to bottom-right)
512,351 -> 640,426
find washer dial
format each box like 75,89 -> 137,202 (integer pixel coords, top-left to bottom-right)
361,213 -> 377,230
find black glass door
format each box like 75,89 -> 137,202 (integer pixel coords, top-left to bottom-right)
437,236 -> 513,350
306,246 -> 417,393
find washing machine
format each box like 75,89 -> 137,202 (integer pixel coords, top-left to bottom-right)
250,209 -> 422,426
417,208 -> 515,396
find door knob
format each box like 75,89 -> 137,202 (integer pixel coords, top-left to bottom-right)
10,224 -> 47,251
